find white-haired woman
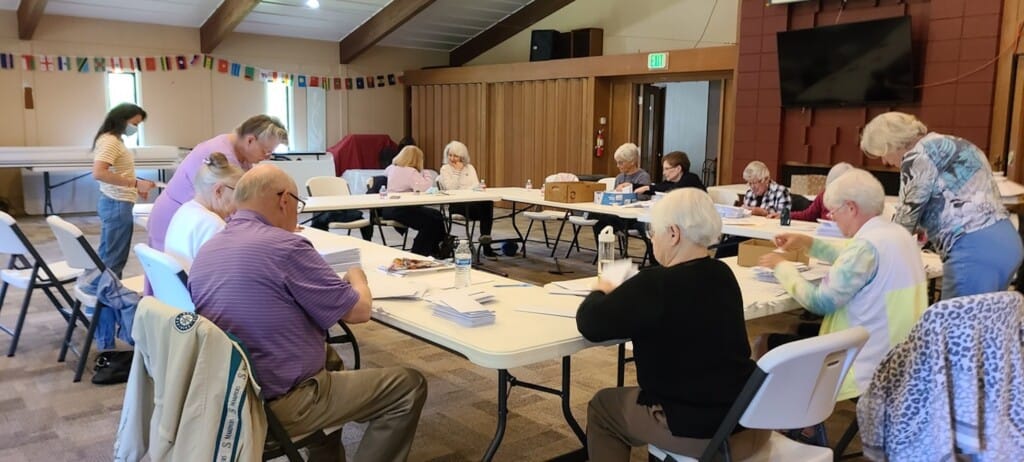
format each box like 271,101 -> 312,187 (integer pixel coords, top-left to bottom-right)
164,152 -> 243,269
741,161 -> 791,216
861,111 -> 1022,299
591,143 -> 652,244
758,169 -> 928,401
438,140 -> 497,257
789,162 -> 853,222
577,189 -> 768,461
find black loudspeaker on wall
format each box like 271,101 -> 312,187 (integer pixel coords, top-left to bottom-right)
530,30 -> 559,62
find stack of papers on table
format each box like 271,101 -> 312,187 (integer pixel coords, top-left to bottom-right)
816,219 -> 844,238
715,204 -> 752,219
752,264 -> 809,283
368,274 -> 427,299
547,279 -> 595,296
425,290 -> 496,327
321,247 -> 361,273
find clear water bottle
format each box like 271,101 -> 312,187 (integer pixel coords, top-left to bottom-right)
525,179 -> 533,189
454,239 -> 472,288
597,226 -> 616,276
780,207 -> 791,226
479,179 -> 487,190
379,185 -> 387,199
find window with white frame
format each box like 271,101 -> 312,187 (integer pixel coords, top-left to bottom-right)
106,72 -> 141,147
265,81 -> 292,152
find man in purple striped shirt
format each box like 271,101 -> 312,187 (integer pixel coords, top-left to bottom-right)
189,165 -> 427,461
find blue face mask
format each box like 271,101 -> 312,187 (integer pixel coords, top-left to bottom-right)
124,124 -> 138,137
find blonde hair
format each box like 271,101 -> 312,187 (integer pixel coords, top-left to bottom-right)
823,168 -> 885,216
392,145 -> 424,171
194,152 -> 243,199
742,161 -> 771,182
649,188 -> 722,248
236,114 -> 288,145
614,143 -> 640,164
444,141 -> 470,164
860,112 -> 927,157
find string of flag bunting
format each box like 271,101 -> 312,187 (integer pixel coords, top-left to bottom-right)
0,52 -> 403,90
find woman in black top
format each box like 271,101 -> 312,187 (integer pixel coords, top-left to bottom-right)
577,188 -> 768,461
634,151 -> 706,200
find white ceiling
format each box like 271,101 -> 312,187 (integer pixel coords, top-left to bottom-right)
378,0 -> 532,51
236,0 -> 389,42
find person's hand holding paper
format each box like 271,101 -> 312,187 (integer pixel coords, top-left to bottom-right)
593,259 -> 638,293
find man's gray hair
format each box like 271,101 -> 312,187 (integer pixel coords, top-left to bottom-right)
823,168 -> 885,216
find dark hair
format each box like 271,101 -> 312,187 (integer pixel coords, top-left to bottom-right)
398,136 -> 416,150
663,151 -> 691,172
93,103 -> 147,147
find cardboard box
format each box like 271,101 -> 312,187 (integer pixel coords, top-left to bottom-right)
790,174 -> 827,196
736,239 -> 809,267
544,182 -> 607,203
595,191 -> 637,205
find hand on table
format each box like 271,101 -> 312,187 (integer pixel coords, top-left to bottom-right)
758,252 -> 788,269
773,233 -> 812,252
744,205 -> 769,216
593,279 -> 617,294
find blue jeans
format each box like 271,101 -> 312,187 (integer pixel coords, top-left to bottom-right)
97,195 -> 134,278
942,219 -> 1023,300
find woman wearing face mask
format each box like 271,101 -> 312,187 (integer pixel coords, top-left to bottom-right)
163,152 -> 244,269
91,103 -> 152,277
147,115 -> 287,255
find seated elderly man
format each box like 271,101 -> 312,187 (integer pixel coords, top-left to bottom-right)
189,164 -> 427,461
577,188 -> 768,461
758,168 -> 928,401
741,160 -> 791,216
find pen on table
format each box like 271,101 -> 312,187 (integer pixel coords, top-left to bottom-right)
493,283 -> 531,287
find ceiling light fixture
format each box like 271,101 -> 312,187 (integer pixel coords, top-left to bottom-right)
306,0 -> 320,9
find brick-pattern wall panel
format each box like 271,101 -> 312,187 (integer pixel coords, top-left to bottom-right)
732,0 -> 1003,183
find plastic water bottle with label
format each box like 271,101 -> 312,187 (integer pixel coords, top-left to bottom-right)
597,226 -> 616,276
379,185 -> 387,199
454,239 -> 472,288
525,179 -> 533,189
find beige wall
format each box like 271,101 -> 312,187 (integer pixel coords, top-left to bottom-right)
468,0 -> 738,66
0,11 -> 447,150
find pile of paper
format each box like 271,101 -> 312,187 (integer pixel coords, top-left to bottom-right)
425,290 -> 496,327
547,278 -> 595,296
715,204 -> 751,219
816,219 -> 844,238
367,273 -> 427,299
321,247 -> 361,273
752,263 -> 809,283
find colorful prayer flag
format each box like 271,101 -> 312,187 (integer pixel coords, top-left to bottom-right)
217,59 -> 229,73
366,76 -> 374,88
376,75 -> 385,87
309,76 -> 319,88
22,55 -> 35,71
344,78 -> 353,90
229,62 -> 241,76
145,57 -> 157,72
355,77 -> 364,89
321,76 -> 329,89
387,74 -> 396,85
37,55 -> 55,71
108,57 -> 122,73
134,57 -> 143,72
76,57 -> 89,73
333,78 -> 342,90
159,56 -> 172,71
203,55 -> 214,70
243,66 -> 255,80
57,56 -> 72,71
0,53 -> 14,70
190,54 -> 201,66
93,57 -> 106,72
176,56 -> 187,70
297,75 -> 307,87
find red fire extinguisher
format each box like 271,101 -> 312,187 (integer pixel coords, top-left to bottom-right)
595,128 -> 605,157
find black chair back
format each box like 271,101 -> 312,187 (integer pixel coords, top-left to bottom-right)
366,175 -> 388,194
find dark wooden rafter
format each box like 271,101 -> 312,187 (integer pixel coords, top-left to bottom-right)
339,0 -> 436,64
449,0 -> 576,67
200,0 -> 260,54
17,0 -> 48,40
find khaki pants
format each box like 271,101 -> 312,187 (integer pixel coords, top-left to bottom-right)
587,387 -> 769,462
268,348 -> 428,462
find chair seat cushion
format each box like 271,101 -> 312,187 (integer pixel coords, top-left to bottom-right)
328,219 -> 371,229
524,211 -> 564,221
1,261 -> 83,289
568,216 -> 598,226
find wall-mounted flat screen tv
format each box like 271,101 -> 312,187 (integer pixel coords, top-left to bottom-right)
777,16 -> 915,107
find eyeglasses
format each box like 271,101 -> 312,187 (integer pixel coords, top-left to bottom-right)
278,191 -> 306,213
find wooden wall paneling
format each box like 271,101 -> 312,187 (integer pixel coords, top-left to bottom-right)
592,78 -> 612,175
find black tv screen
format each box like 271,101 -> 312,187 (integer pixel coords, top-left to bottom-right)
777,17 -> 915,107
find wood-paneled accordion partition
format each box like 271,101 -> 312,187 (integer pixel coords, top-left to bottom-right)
412,78 -> 595,188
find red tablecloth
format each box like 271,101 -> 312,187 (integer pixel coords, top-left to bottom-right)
328,134 -> 396,176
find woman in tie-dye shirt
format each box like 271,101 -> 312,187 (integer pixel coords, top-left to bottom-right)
861,112 -> 1022,299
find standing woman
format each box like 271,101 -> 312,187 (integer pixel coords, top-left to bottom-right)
91,103 -> 154,277
861,112 -> 1023,299
147,114 -> 287,252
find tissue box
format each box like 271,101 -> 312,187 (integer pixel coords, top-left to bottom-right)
790,174 -> 827,196
544,182 -> 607,203
595,191 -> 637,205
736,239 -> 809,267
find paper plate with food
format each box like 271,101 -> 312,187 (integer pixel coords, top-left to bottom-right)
382,257 -> 455,274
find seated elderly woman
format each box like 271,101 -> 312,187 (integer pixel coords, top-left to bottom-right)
757,169 -> 928,401
861,111 -> 1022,299
438,140 -> 497,257
741,160 -> 791,216
591,143 -> 652,244
788,162 -> 853,222
384,145 -> 449,257
577,188 -> 768,461
164,152 -> 243,269
633,151 -> 706,199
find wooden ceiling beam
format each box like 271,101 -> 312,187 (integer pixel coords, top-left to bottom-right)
17,0 -> 48,40
339,0 -> 436,64
200,0 -> 260,54
449,0 -> 575,67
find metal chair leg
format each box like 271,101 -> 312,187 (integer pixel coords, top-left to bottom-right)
58,299 -> 83,363
6,281 -> 35,357
74,304 -> 102,382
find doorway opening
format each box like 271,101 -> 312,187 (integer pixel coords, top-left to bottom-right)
635,80 -> 723,187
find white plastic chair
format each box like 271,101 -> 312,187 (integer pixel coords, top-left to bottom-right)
598,177 -> 616,191
650,326 -> 869,462
306,177 -> 372,236
0,212 -> 81,357
709,188 -> 740,206
564,177 -> 616,261
133,243 -> 194,312
366,176 -> 409,250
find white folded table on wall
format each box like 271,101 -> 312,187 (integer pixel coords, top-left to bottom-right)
297,227 -> 597,460
0,145 -> 185,215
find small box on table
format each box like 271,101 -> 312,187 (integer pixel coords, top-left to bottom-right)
544,182 -> 607,203
595,191 -> 637,205
737,239 -> 809,267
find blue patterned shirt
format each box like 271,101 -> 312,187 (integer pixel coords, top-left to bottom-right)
896,133 -> 1008,258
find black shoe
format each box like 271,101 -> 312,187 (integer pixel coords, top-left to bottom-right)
479,235 -> 493,246
482,246 -> 498,258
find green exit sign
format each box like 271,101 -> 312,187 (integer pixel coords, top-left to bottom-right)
647,52 -> 668,70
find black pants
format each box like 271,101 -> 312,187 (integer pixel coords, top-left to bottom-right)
591,215 -> 645,244
311,210 -> 373,241
383,206 -> 447,257
447,201 -> 494,236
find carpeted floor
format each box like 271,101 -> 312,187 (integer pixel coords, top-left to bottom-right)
0,209 -> 864,461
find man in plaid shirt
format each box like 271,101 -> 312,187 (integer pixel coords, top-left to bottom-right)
742,161 -> 791,216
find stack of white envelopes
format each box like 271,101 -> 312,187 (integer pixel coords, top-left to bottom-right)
425,289 -> 496,327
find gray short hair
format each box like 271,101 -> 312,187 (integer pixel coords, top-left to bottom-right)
823,168 -> 885,216
444,140 -> 470,164
649,188 -> 722,247
742,161 -> 770,182
237,114 -> 289,145
860,112 -> 927,157
614,143 -> 640,164
825,162 -> 854,186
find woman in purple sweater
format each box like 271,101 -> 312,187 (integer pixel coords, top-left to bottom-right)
147,115 -> 287,252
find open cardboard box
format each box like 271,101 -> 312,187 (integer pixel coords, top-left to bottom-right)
737,239 -> 809,267
544,182 -> 607,203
